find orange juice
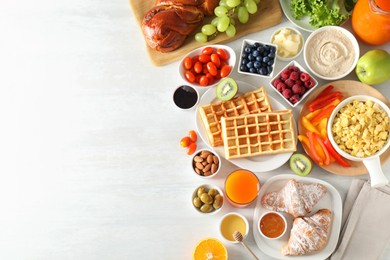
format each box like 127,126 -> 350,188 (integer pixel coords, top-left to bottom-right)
225,169 -> 260,207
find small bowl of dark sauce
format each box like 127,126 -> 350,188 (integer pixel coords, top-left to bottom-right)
173,85 -> 199,110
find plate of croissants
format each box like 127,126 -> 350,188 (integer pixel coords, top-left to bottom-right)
253,174 -> 342,259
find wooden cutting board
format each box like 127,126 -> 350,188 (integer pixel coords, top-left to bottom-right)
129,0 -> 283,66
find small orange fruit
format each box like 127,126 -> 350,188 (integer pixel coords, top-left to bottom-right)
193,238 -> 228,260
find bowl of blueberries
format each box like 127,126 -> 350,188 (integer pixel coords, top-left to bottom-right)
238,39 -> 278,78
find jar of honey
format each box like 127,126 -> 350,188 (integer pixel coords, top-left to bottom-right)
352,0 -> 390,45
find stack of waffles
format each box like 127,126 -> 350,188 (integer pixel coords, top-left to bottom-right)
198,87 -> 296,159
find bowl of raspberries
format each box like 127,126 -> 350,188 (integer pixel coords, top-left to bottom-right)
270,61 -> 318,107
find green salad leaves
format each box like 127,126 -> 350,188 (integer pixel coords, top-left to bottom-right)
290,0 -> 357,28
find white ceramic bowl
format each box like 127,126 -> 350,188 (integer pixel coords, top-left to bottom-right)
304,26 -> 359,80
179,44 -> 236,89
271,27 -> 304,61
257,211 -> 287,240
192,184 -> 224,215
327,95 -> 390,187
269,60 -> 318,107
219,212 -> 249,243
191,149 -> 221,179
237,39 -> 278,78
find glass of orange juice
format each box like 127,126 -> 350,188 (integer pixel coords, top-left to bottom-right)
225,169 -> 260,207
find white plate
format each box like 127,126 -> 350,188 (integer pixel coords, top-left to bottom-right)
195,81 -> 296,172
279,0 -> 316,32
253,174 -> 342,260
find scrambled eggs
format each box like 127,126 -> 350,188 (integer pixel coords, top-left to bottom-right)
331,99 -> 390,158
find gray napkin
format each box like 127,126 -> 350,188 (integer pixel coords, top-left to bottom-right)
330,179 -> 390,260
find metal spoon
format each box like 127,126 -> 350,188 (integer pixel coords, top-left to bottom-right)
233,230 -> 259,260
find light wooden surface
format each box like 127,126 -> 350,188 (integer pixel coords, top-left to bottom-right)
0,0 -> 389,259
129,0 -> 283,66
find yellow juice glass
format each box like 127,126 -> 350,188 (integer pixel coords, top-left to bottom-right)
225,169 -> 260,207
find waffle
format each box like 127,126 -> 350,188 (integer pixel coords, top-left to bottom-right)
198,87 -> 272,147
221,110 -> 296,159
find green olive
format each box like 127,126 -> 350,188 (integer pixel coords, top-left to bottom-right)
213,194 -> 223,209
208,188 -> 218,198
200,193 -> 213,205
200,204 -> 213,213
193,197 -> 202,208
197,187 -> 206,197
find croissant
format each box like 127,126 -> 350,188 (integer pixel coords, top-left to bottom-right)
261,179 -> 328,218
282,209 -> 332,256
142,0 -> 218,52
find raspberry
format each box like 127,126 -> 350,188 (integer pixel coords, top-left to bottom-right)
300,72 -> 310,82
273,78 -> 282,88
290,94 -> 301,104
289,71 -> 299,81
304,79 -> 316,89
282,88 -> 292,99
280,69 -> 290,79
284,78 -> 294,88
276,82 -> 287,92
288,65 -> 299,72
292,84 -> 305,95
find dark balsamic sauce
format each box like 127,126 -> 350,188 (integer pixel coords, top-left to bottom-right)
173,85 -> 198,109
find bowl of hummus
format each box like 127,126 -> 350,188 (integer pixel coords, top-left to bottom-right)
304,26 -> 359,80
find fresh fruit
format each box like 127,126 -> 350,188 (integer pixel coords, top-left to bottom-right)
239,42 -> 276,76
182,47 -> 232,86
189,130 -> 198,142
216,78 -> 238,101
271,65 -> 316,105
180,136 -> 191,147
180,130 -> 198,155
289,153 -> 313,176
195,0 -> 259,42
193,238 -> 228,260
187,143 -> 197,155
355,49 -> 390,85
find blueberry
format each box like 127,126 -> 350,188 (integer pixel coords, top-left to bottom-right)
240,64 -> 248,72
246,61 -> 254,69
257,46 -> 264,53
268,52 -> 275,58
269,46 -> 276,53
244,46 -> 251,53
267,66 -> 273,74
264,45 -> 270,51
252,50 -> 260,57
267,60 -> 274,66
259,67 -> 267,75
262,56 -> 270,63
249,68 -> 257,73
242,52 -> 248,59
241,59 -> 248,65
254,61 -> 261,69
254,42 -> 260,48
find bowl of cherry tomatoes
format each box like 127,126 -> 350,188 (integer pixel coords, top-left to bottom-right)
179,45 -> 236,88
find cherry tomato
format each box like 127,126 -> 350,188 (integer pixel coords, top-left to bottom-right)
192,55 -> 199,65
216,48 -> 229,61
189,130 -> 197,142
180,136 -> 191,147
210,54 -> 221,68
194,61 -> 203,74
206,73 -> 214,85
195,74 -> 202,84
207,62 -> 218,76
198,54 -> 211,63
187,143 -> 197,155
202,46 -> 214,55
220,65 -> 232,78
199,75 -> 209,86
183,57 -> 192,70
202,64 -> 208,75
185,70 -> 195,83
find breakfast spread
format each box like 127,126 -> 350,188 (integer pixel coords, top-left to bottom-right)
198,87 -> 272,147
261,179 -> 328,218
282,208 -> 332,256
221,110 -> 296,159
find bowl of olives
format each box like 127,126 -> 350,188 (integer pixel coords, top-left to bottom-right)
192,184 -> 224,215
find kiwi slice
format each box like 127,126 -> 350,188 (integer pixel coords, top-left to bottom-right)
216,78 -> 238,101
289,153 -> 313,176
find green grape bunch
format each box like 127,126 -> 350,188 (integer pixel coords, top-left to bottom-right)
195,0 -> 261,43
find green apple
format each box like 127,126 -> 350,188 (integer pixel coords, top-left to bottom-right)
356,49 -> 390,85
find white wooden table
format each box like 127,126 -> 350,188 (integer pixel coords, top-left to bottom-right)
0,0 -> 389,259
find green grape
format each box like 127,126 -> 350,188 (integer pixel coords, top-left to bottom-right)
245,0 -> 258,14
226,24 -> 236,37
229,17 -> 235,25
237,6 -> 249,24
195,32 -> 208,43
219,0 -> 233,9
201,24 -> 217,36
214,6 -> 228,17
211,17 -> 220,27
226,0 -> 241,8
253,0 -> 260,3
217,16 -> 230,32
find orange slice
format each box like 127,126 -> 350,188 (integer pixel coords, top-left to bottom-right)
193,238 -> 228,260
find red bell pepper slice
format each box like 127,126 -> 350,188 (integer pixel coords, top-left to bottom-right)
314,85 -> 334,101
323,138 -> 351,167
311,105 -> 335,123
307,131 -> 324,165
308,92 -> 343,112
313,132 -> 331,166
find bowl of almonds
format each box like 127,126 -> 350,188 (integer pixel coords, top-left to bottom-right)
192,149 -> 221,178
